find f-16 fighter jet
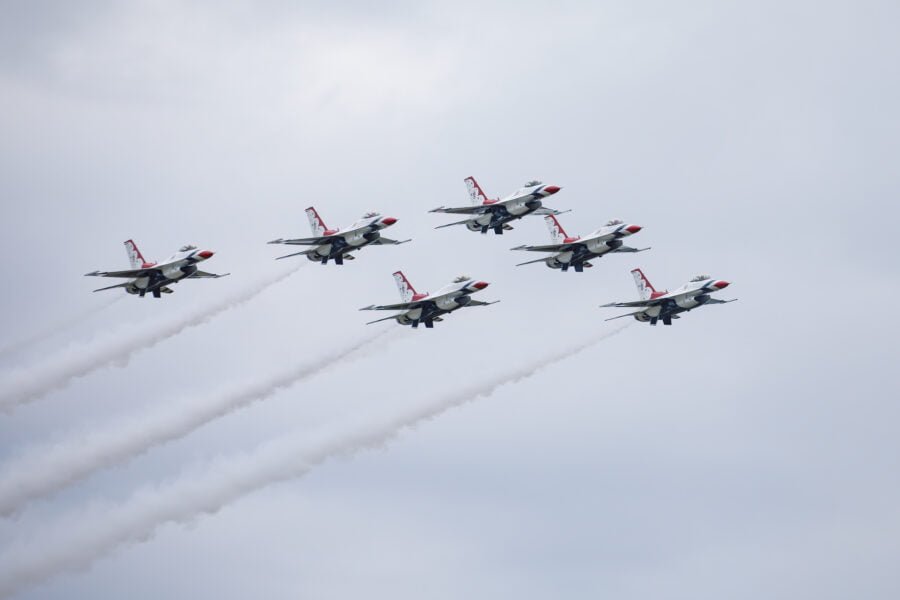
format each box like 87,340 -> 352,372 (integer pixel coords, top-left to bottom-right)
511,215 -> 648,272
85,240 -> 229,298
268,207 -> 409,264
430,176 -> 566,235
360,271 -> 498,328
602,269 -> 736,325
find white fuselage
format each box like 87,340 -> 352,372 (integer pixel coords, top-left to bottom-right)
396,279 -> 487,326
634,278 -> 729,321
543,223 -> 640,269
466,184 -> 560,231
309,216 -> 395,260
131,249 -> 213,291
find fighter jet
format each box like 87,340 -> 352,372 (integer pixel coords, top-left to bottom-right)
360,271 -> 498,328
511,215 -> 649,272
268,207 -> 409,265
602,269 -> 736,325
85,240 -> 229,298
430,176 -> 567,235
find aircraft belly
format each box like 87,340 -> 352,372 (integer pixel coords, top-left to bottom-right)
557,251 -> 574,263
134,277 -> 150,289
585,239 -> 612,254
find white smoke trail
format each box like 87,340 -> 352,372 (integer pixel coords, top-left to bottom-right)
0,266 -> 300,412
0,296 -> 124,362
0,324 -> 627,598
0,328 -> 396,516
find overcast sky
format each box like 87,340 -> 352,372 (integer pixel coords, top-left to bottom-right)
1,1 -> 899,598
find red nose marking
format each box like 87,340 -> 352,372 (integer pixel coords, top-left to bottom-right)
714,280 -> 730,289
625,225 -> 642,234
543,185 -> 561,194
472,281 -> 489,290
197,250 -> 214,259
381,217 -> 397,226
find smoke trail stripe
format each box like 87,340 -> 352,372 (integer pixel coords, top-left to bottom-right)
0,328 -> 396,516
0,266 -> 300,412
0,324 -> 627,598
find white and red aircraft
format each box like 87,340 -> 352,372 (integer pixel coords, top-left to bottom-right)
430,176 -> 567,235
512,215 -> 648,272
268,207 -> 409,265
602,269 -> 736,325
85,240 -> 228,298
360,271 -> 498,328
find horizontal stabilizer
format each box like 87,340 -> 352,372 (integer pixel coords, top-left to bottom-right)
275,248 -> 319,260
365,314 -> 399,325
434,219 -> 472,230
188,270 -> 230,279
532,208 -> 572,216
371,237 -> 412,245
92,282 -> 131,293
613,246 -> 651,253
604,310 -> 645,321
515,257 -> 550,267
467,299 -> 499,307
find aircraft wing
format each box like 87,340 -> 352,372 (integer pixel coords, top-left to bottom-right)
601,299 -> 664,308
511,242 -> 580,253
429,205 -> 492,215
268,236 -> 335,246
371,237 -> 411,245
359,301 -> 427,311
186,270 -> 230,279
85,268 -> 157,279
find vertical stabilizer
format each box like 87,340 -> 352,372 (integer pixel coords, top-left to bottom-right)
124,240 -> 148,268
631,268 -> 657,300
393,271 -> 417,302
544,215 -> 569,244
305,207 -> 328,237
464,176 -> 490,205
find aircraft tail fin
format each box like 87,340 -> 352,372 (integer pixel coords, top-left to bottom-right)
544,214 -> 569,243
124,240 -> 149,269
305,206 -> 328,237
464,176 -> 491,205
393,270 -> 417,302
631,268 -> 657,300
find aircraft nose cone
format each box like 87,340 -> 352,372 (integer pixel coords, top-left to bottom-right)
714,280 -> 730,289
381,217 -> 397,226
472,281 -> 489,290
625,224 -> 642,234
198,250 -> 214,259
543,185 -> 561,194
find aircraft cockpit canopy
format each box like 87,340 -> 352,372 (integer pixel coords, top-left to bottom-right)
453,275 -> 471,283
179,244 -> 197,252
690,274 -> 711,282
362,211 -> 381,219
605,218 -> 624,226
524,180 -> 543,187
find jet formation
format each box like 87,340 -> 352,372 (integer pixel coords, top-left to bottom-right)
86,176 -> 736,327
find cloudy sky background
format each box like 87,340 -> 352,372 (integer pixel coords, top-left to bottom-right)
1,0 -> 898,598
